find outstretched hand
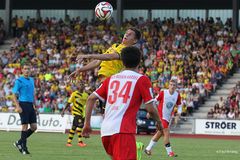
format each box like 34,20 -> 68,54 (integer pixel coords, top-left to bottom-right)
68,69 -> 79,81
76,54 -> 90,63
15,106 -> 22,113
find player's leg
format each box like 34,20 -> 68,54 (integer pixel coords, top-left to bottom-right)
102,136 -> 113,159
27,123 -> 37,139
144,130 -> 162,155
66,116 -> 78,146
163,128 -> 177,157
26,106 -> 37,139
145,119 -> 168,155
112,133 -> 136,160
66,125 -> 76,146
76,117 -> 86,147
14,123 -> 28,154
21,105 -> 37,154
136,141 -> 144,160
14,102 -> 31,154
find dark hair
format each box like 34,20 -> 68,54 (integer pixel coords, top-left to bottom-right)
121,46 -> 141,68
128,27 -> 141,41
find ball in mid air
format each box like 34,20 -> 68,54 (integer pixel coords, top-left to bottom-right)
95,1 -> 113,21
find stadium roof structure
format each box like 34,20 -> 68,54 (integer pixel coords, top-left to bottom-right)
0,0 -> 238,10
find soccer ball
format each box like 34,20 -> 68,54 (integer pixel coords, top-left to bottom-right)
95,1 -> 113,20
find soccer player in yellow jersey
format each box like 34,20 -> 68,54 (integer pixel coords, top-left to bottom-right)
69,27 -> 144,159
61,82 -> 89,147
69,27 -> 141,80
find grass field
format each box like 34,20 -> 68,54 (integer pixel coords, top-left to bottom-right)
0,131 -> 239,160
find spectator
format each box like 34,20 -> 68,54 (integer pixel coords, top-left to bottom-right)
219,110 -> 227,119
228,109 -> 235,119
217,97 -> 224,108
0,16 -> 238,117
207,109 -> 214,119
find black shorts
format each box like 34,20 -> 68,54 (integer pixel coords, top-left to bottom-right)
19,102 -> 37,124
73,115 -> 84,128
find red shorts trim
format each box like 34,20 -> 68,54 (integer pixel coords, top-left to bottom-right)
102,133 -> 136,160
161,119 -> 169,129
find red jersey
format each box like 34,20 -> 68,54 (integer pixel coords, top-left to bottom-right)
156,89 -> 181,122
94,70 -> 154,137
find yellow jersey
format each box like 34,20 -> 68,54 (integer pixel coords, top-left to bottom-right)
68,91 -> 89,117
98,43 -> 126,78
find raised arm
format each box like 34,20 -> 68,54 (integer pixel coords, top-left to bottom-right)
69,60 -> 101,79
77,53 -> 120,61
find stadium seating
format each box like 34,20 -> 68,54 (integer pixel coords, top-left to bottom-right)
207,82 -> 240,120
0,16 -> 239,119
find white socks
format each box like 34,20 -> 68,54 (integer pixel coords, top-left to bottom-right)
146,140 -> 157,151
165,146 -> 173,155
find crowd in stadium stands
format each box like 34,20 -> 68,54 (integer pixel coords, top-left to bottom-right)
0,18 -> 5,44
0,15 -> 239,120
207,82 -> 240,120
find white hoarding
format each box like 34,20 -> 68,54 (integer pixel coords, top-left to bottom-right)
0,113 -> 67,133
195,119 -> 240,136
0,113 -> 103,133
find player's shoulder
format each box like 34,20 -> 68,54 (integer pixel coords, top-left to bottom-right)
16,76 -> 26,83
29,77 -> 34,81
71,91 -> 78,96
102,76 -> 111,85
159,89 -> 165,94
16,77 -> 23,82
112,43 -> 120,47
139,74 -> 149,80
137,74 -> 151,84
82,92 -> 89,97
160,89 -> 165,92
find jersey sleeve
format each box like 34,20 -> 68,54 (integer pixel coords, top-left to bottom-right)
156,90 -> 164,101
94,77 -> 110,102
81,92 -> 89,101
176,93 -> 182,106
12,79 -> 21,94
137,76 -> 154,104
68,92 -> 75,103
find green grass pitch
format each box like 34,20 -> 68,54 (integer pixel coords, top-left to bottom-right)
0,131 -> 239,160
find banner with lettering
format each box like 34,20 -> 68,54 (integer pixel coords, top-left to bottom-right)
195,119 -> 240,136
0,113 -> 67,132
0,113 -> 103,133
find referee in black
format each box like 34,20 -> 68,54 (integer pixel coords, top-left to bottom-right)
12,63 -> 37,155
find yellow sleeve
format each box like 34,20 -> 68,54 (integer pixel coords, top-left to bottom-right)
67,92 -> 75,103
81,92 -> 89,101
80,92 -> 89,106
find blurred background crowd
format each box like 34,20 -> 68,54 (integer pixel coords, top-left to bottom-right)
0,15 -> 240,120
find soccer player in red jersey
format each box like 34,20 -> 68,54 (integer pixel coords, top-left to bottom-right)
145,79 -> 181,157
82,46 -> 162,160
